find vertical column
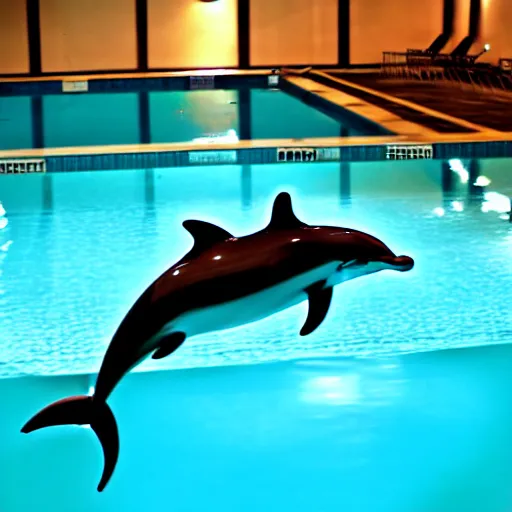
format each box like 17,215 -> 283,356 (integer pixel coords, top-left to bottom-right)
338,0 -> 350,67
136,0 -> 148,70
238,0 -> 250,68
443,0 -> 456,42
26,0 -> 42,75
468,0 -> 482,40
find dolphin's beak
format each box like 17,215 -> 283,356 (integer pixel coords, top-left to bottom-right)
391,255 -> 414,272
380,255 -> 414,272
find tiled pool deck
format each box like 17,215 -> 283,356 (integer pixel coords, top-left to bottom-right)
326,70 -> 512,132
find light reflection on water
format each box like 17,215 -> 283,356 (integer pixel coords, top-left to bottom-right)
5,345 -> 512,511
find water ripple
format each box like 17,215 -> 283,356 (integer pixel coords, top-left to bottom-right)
0,165 -> 510,377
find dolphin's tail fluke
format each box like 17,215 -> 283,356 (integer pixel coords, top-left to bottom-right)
21,395 -> 119,492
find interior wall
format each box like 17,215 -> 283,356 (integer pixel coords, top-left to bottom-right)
39,0 -> 137,73
250,0 -> 338,66
443,0 -> 511,63
350,0 -> 444,64
147,0 -> 238,69
0,0 -> 29,74
479,0 -> 512,62
7,0 -> 511,75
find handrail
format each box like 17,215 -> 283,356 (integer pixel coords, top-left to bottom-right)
380,51 -> 512,95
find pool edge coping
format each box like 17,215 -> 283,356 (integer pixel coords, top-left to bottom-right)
283,75 -> 438,138
1,132 -> 512,159
2,135 -> 512,173
0,68 -> 276,83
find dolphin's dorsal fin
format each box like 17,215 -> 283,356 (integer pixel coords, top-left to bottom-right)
267,192 -> 307,231
182,220 -> 233,260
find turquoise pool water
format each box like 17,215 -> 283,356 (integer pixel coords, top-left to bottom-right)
0,88 -> 380,151
0,158 -> 511,511
0,158 -> 510,378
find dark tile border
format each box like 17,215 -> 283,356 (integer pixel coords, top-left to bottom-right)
2,141 -> 512,175
434,141 -> 512,159
0,74 -> 271,97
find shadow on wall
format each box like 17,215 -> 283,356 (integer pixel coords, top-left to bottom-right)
351,0 -> 512,64
479,0 -> 512,62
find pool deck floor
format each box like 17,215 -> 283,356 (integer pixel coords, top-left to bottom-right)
326,71 -> 512,132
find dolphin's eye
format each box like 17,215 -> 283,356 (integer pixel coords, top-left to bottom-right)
336,263 -> 344,272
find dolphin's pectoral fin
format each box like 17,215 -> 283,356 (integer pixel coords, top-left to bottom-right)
267,192 -> 308,231
182,220 -> 234,260
300,281 -> 333,336
152,332 -> 187,360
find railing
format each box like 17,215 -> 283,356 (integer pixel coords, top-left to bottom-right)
381,51 -> 512,95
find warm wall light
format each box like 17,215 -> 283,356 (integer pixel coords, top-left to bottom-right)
474,44 -> 491,60
199,0 -> 219,2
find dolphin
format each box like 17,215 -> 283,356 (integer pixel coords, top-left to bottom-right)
21,192 -> 414,492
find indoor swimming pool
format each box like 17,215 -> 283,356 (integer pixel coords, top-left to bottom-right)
0,85 -> 386,151
0,157 -> 511,511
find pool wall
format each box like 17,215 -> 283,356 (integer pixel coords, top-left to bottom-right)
2,137 -> 512,174
4,345 -> 512,511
